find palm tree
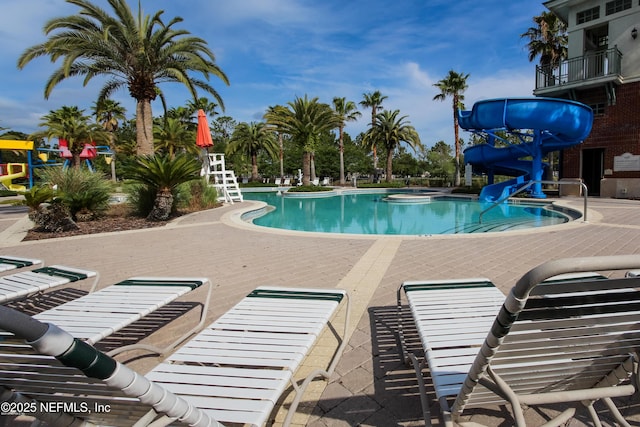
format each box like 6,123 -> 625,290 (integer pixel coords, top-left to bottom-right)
226,122 -> 279,182
92,98 -> 125,181
17,0 -> 229,156
125,153 -> 202,221
186,97 -> 219,118
521,12 -> 567,72
264,105 -> 289,180
362,110 -> 421,183
153,117 -> 198,158
266,96 -> 338,186
360,91 -> 388,170
332,97 -> 361,185
31,106 -> 108,168
433,70 -> 470,186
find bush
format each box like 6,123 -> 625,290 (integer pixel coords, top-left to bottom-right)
36,167 -> 113,221
124,182 -> 157,217
177,179 -> 219,211
287,185 -> 333,193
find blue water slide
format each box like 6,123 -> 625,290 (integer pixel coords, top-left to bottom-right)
460,98 -> 593,202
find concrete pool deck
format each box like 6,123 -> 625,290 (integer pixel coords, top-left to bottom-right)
1,194 -> 640,426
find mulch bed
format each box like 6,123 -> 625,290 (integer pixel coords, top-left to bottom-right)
23,216 -> 169,241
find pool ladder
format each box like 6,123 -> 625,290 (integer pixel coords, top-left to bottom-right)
478,180 -> 589,224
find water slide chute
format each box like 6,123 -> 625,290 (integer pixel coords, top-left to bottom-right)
460,98 -> 593,202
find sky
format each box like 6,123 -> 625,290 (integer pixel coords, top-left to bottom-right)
0,0 -> 548,149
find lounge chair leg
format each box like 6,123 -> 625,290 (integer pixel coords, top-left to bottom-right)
539,407 -> 576,427
409,352 -> 433,427
486,366 -> 527,427
602,397 -> 631,427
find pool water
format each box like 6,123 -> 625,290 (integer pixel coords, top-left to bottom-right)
242,191 -> 572,235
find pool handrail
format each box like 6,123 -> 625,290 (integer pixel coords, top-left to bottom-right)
478,180 -> 588,224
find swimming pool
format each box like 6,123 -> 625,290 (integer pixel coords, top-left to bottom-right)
241,190 -> 576,235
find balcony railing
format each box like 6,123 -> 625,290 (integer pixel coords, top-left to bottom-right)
535,47 -> 622,90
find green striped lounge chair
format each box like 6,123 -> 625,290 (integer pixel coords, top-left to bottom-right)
0,264 -> 98,304
0,256 -> 42,273
0,286 -> 348,427
398,255 -> 640,427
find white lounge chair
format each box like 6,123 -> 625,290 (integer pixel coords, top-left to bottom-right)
0,256 -> 42,273
0,286 -> 349,427
398,255 -> 640,427
283,177 -> 291,186
274,177 -> 282,185
0,265 -> 98,305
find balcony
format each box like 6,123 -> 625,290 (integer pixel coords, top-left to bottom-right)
534,47 -> 623,94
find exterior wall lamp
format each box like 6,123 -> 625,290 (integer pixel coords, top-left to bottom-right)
632,28 -> 638,40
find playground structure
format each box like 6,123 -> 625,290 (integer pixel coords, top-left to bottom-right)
460,98 -> 593,202
0,140 -> 34,191
0,139 -> 114,191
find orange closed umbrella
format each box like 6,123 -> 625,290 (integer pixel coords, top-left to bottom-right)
196,109 -> 213,150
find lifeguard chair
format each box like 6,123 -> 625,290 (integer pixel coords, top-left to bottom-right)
201,153 -> 243,203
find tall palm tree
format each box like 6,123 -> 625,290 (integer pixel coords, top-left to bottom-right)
360,91 -> 388,170
332,97 -> 361,185
264,105 -> 289,180
362,110 -> 421,183
17,0 -> 229,156
266,96 -> 338,186
92,98 -> 125,181
433,70 -> 470,186
31,106 -> 108,168
521,12 -> 567,71
226,122 -> 279,182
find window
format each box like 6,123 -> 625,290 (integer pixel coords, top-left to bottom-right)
606,0 -> 631,15
590,103 -> 606,115
577,6 -> 600,24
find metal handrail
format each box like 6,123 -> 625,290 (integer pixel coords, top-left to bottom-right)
479,180 -> 589,224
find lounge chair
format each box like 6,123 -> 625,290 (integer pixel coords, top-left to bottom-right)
0,285 -> 349,427
274,177 -> 282,185
398,255 -> 640,426
0,256 -> 42,273
283,178 -> 291,186
34,276 -> 211,354
0,265 -> 98,305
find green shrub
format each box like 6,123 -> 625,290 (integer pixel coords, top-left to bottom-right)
123,154 -> 202,221
287,185 -> 333,193
20,185 -> 55,211
357,182 -> 404,189
37,167 -> 113,221
177,179 -> 219,210
124,182 -> 157,217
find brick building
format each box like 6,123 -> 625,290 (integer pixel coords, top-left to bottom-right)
536,0 -> 640,197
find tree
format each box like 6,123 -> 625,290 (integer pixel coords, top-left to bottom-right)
360,91 -> 388,169
332,97 -> 361,185
521,12 -> 567,71
433,70 -> 469,187
426,140 -> 455,181
92,98 -> 125,181
153,117 -> 198,158
362,110 -> 421,182
17,0 -> 229,156
265,96 -> 338,185
125,153 -> 201,221
264,105 -> 290,180
186,97 -> 219,118
31,106 -> 108,168
226,122 -> 279,182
